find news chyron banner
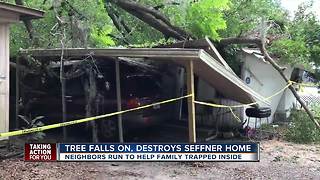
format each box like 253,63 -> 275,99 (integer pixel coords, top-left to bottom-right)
25,143 -> 259,162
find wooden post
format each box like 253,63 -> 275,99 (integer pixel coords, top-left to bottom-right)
177,67 -> 185,121
84,68 -> 98,142
0,24 -> 10,140
115,60 -> 124,143
186,60 -> 196,143
15,56 -> 20,129
60,56 -> 67,141
89,69 -> 98,142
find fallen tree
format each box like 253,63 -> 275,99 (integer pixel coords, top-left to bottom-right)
107,0 -> 320,130
107,0 -> 193,40
221,37 -> 320,130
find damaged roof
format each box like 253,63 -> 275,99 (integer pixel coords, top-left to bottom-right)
158,37 -> 236,74
20,47 -> 269,106
242,48 -> 306,70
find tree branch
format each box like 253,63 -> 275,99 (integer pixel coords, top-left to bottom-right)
15,0 -> 35,42
219,37 -> 286,71
104,3 -> 130,44
219,37 -> 262,46
259,42 -> 320,130
219,36 -> 320,130
108,0 -> 193,40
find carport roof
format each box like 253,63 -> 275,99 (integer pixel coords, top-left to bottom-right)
0,2 -> 44,20
20,48 -> 269,106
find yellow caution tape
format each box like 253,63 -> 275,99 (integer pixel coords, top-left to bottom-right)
228,107 -> 242,122
291,81 -> 319,87
0,94 -> 192,138
195,80 -> 316,122
194,81 -> 296,122
195,81 -> 293,108
1,80 -> 313,137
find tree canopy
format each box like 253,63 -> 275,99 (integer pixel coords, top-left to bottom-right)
270,1 -> 320,77
6,0 -> 320,79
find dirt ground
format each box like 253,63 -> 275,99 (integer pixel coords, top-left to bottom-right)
0,140 -> 319,180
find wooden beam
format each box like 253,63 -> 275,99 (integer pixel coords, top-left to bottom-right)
83,68 -> 99,142
15,56 -> 20,129
115,60 -> 124,143
0,24 -> 10,140
177,67 -> 184,121
60,54 -> 67,141
186,60 -> 196,143
20,48 -> 200,60
0,1 -> 44,19
89,69 -> 98,142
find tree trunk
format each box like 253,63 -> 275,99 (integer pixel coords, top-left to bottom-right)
259,43 -> 320,130
107,0 -> 320,130
104,3 -> 130,44
15,0 -> 36,44
108,0 -> 192,40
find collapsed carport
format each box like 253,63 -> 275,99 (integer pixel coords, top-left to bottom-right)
17,48 -> 268,143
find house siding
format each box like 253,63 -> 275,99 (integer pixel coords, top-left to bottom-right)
241,51 -> 295,125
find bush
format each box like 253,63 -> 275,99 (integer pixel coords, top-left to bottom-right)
285,108 -> 320,144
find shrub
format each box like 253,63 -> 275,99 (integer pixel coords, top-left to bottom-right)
285,108 -> 320,144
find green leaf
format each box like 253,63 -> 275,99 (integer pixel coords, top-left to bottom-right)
90,25 -> 116,47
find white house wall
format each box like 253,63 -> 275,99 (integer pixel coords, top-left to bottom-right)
275,88 -> 295,121
0,23 -> 10,140
242,53 -> 294,125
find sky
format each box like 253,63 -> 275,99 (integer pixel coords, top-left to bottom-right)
280,0 -> 320,18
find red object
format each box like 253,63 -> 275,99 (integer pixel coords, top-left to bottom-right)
25,143 -> 57,161
126,98 -> 141,109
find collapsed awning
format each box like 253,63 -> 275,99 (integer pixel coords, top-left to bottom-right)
20,48 -> 268,106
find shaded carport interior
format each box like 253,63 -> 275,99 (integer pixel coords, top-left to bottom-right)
19,48 -> 269,142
